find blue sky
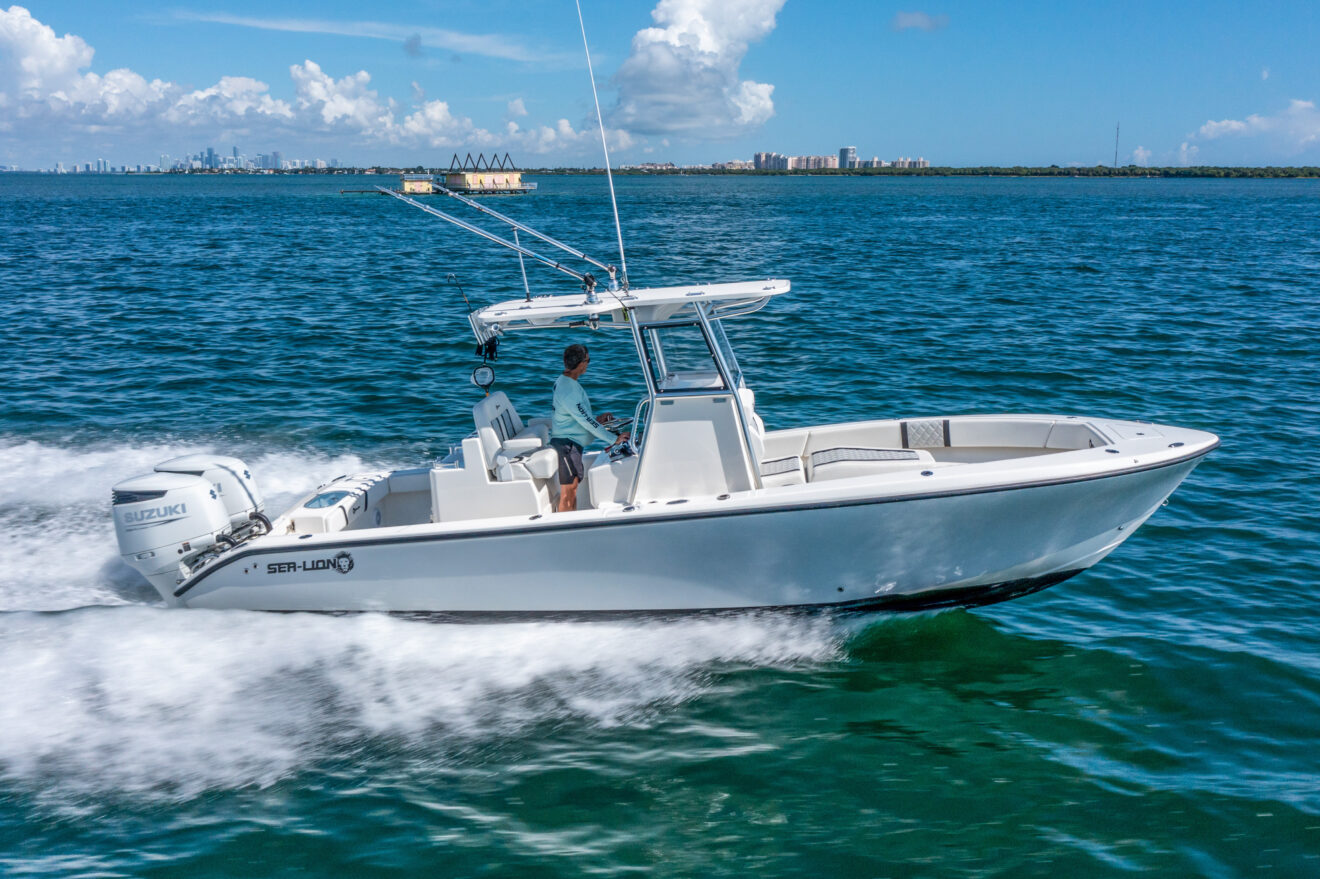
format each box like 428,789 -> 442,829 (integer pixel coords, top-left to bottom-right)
2,0 -> 1318,169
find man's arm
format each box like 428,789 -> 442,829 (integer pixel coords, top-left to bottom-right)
570,399 -> 619,445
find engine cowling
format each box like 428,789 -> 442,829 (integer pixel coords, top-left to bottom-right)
112,472 -> 231,594
153,454 -> 263,528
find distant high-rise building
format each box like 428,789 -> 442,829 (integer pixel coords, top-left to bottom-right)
205,147 -> 217,169
840,146 -> 857,169
788,155 -> 838,170
232,146 -> 239,161
756,151 -> 845,171
271,150 -> 283,171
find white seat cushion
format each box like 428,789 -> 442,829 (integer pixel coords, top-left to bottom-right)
760,455 -> 805,487
501,436 -> 543,457
495,447 -> 559,483
807,447 -> 933,482
522,448 -> 559,480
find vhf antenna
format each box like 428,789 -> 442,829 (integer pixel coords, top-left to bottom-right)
575,0 -> 628,296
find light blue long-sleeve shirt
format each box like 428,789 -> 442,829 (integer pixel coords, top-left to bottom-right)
551,375 -> 617,447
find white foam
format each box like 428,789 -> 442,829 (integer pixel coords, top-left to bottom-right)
0,439 -> 213,508
0,608 -> 841,807
0,438 -> 380,611
0,438 -> 843,812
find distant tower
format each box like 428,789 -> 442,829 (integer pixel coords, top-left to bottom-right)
840,146 -> 857,169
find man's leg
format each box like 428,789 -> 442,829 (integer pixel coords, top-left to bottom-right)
558,478 -> 580,512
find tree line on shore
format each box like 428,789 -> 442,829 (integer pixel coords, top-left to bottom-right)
598,166 -> 1320,179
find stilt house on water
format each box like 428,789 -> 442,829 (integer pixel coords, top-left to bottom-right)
443,153 -> 537,195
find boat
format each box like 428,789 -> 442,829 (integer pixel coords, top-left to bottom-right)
110,261 -> 1217,613
107,10 -> 1218,615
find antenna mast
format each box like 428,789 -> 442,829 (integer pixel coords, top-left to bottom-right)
575,0 -> 628,294
1114,122 -> 1120,169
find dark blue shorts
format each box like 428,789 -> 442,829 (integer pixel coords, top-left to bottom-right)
549,438 -> 585,484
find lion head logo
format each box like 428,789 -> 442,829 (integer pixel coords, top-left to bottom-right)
333,551 -> 354,574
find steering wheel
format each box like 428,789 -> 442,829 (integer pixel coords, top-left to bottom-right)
608,435 -> 637,459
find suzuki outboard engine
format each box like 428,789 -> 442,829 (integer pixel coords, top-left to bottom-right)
153,454 -> 264,527
113,455 -> 265,599
112,471 -> 233,597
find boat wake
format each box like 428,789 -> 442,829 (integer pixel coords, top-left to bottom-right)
0,437 -> 845,812
0,437 -> 373,611
0,607 -> 841,810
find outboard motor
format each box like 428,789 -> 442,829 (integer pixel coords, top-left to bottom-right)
112,471 -> 233,597
153,454 -> 264,527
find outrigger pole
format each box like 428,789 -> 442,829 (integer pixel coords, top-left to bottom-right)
576,0 -> 629,294
428,183 -> 617,283
377,186 -> 601,289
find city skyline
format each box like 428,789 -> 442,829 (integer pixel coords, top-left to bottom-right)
9,140 -> 936,174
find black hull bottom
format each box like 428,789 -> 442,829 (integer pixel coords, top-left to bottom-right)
834,568 -> 1083,613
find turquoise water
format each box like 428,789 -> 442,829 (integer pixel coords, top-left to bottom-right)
1,174 -> 1317,876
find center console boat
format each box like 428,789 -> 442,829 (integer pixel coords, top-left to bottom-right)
112,228 -> 1217,613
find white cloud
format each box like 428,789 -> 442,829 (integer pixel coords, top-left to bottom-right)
1261,67 -> 1270,81
167,76 -> 292,124
174,13 -> 555,63
509,117 -> 633,155
891,11 -> 949,31
0,4 -> 92,95
289,61 -> 392,131
610,0 -> 785,137
0,5 -> 173,120
0,6 -> 633,163
1131,145 -> 1151,166
1198,117 -> 1247,138
400,101 -> 488,147
286,60 -> 497,148
1178,141 -> 1199,166
1196,99 -> 1320,151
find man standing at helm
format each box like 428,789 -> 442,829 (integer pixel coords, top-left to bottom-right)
550,344 -> 628,512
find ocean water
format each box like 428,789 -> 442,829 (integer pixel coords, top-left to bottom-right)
0,173 -> 1317,876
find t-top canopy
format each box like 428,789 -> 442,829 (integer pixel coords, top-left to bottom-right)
470,279 -> 790,338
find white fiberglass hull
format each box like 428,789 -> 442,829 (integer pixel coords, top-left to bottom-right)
168,449 -> 1208,614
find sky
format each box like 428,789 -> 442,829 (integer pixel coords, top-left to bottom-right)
2,0 -> 1318,169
